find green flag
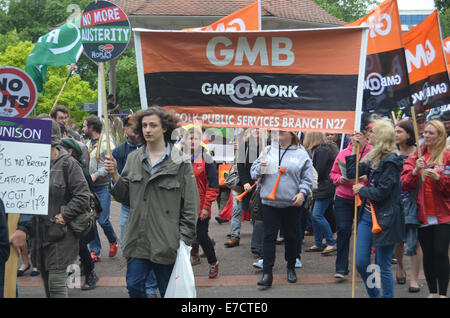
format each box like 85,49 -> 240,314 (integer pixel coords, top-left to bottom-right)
25,17 -> 83,93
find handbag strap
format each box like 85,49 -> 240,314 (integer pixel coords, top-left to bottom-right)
411,176 -> 423,200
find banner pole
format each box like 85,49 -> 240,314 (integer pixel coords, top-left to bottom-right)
391,111 -> 398,125
351,143 -> 360,299
410,106 -> 424,181
99,62 -> 111,156
4,214 -> 20,298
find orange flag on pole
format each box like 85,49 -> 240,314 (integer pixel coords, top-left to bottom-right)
403,11 -> 450,111
345,0 -> 410,114
444,37 -> 450,75
183,0 -> 261,31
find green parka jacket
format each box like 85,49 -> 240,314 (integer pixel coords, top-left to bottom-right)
110,144 -> 199,265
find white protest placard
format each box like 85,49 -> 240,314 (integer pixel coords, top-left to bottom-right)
0,116 -> 51,215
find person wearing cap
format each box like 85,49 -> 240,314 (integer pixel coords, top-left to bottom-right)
9,120 -> 90,298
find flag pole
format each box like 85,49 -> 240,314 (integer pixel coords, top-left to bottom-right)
99,62 -> 111,155
52,64 -> 76,109
351,142 -> 360,299
3,214 -> 20,298
51,46 -> 83,109
410,106 -> 424,181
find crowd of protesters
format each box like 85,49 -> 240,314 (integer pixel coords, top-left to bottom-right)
0,102 -> 449,299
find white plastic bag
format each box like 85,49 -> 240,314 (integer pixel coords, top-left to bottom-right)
164,240 -> 197,298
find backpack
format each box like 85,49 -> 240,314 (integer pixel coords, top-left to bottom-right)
62,156 -> 102,238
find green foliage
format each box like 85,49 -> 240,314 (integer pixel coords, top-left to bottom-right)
112,49 -> 140,111
440,7 -> 450,38
435,0 -> 450,12
313,0 -> 378,23
4,0 -> 92,42
0,30 -> 22,53
0,41 -> 97,125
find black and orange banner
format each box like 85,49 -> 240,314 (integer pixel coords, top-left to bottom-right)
183,0 -> 260,32
346,0 -> 410,114
403,11 -> 450,112
134,28 -> 368,133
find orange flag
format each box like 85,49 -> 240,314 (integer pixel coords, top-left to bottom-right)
346,0 -> 403,55
183,0 -> 261,32
345,0 -> 410,114
444,37 -> 450,74
403,11 -> 450,111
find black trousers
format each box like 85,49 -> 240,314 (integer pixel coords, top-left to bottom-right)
196,218 -> 217,264
262,204 -> 300,274
418,224 -> 450,296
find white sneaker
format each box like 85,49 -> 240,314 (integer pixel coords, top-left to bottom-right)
253,259 -> 263,269
295,258 -> 302,268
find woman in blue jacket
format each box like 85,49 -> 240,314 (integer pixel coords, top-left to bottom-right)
347,118 -> 404,298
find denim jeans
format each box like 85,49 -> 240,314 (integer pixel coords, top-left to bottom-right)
126,258 -> 174,298
120,204 -> 158,295
311,198 -> 335,248
90,185 -> 117,255
404,224 -> 419,256
356,212 -> 395,298
251,220 -> 264,255
230,190 -> 242,239
334,196 -> 354,275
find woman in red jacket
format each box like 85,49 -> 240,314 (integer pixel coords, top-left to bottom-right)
401,120 -> 450,298
186,127 -> 220,278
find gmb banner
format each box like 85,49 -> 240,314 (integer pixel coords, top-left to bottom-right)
403,11 -> 450,112
346,0 -> 410,114
134,27 -> 368,133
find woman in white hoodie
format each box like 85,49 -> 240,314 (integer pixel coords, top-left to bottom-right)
251,130 -> 314,288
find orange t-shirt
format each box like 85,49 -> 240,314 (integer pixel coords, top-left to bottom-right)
423,152 -> 436,215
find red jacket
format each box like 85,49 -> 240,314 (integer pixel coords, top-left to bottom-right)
401,147 -> 450,225
192,152 -> 219,218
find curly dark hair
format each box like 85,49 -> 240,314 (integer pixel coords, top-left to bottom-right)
135,106 -> 180,144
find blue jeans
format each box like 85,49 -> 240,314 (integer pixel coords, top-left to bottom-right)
126,258 -> 174,298
356,212 -> 395,298
311,198 -> 335,247
90,185 -> 117,255
334,196 -> 354,275
120,204 -> 158,295
251,220 -> 264,256
230,190 -> 242,239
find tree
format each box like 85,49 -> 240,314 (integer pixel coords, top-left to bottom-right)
3,0 -> 91,42
109,49 -> 141,111
440,8 -> 450,38
0,41 -> 97,125
435,0 -> 449,12
313,0 -> 378,23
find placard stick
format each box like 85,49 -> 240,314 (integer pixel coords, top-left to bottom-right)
391,111 -> 398,125
410,106 -> 424,181
351,142 -> 360,299
99,62 -> 111,155
4,214 -> 20,298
